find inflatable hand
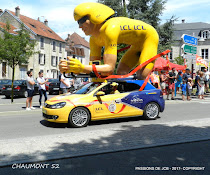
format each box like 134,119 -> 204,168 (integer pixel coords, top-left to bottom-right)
67,57 -> 85,74
59,59 -> 71,73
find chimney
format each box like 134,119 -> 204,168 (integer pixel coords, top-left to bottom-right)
182,19 -> 185,23
44,19 -> 48,26
68,34 -> 71,38
0,9 -> 3,15
37,17 -> 40,21
15,6 -> 20,18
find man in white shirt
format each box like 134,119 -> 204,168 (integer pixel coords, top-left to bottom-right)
26,70 -> 35,110
60,73 -> 70,94
37,71 -> 48,108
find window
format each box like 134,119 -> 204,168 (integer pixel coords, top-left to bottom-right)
51,56 -> 56,66
2,62 -> 6,77
39,54 -> 45,65
201,49 -> 209,59
40,38 -> 44,49
168,49 -> 173,60
53,41 -> 56,51
59,43 -> 62,52
202,30 -> 209,39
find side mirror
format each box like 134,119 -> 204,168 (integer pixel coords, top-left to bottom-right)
96,91 -> 105,96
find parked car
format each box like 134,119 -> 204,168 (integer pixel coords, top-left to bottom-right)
0,79 -> 12,94
2,80 -> 39,98
43,79 -> 165,128
45,78 -> 55,91
48,79 -> 60,95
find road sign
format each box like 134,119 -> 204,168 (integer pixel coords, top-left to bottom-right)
182,44 -> 197,54
183,54 -> 196,59
182,34 -> 198,46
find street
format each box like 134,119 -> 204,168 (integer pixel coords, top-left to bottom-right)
0,93 -> 210,174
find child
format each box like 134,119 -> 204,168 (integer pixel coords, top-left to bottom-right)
181,80 -> 187,101
187,78 -> 193,100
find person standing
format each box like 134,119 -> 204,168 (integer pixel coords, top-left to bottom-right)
203,68 -> 209,93
167,68 -> 176,100
37,71 -> 48,108
175,71 -> 182,94
198,71 -> 205,99
182,68 -> 191,101
60,73 -> 70,94
26,70 -> 35,110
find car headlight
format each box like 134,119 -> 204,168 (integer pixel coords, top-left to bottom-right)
49,102 -> 66,109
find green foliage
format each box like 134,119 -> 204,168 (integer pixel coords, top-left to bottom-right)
0,21 -> 38,102
127,0 -> 166,29
0,22 -> 38,68
157,15 -> 177,53
174,56 -> 184,65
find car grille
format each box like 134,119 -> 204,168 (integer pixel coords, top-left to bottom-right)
43,113 -> 54,119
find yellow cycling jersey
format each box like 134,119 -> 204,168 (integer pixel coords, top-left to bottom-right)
90,17 -> 159,57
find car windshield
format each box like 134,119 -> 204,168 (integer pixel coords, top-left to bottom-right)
13,80 -> 24,85
72,82 -> 102,94
0,80 -> 11,84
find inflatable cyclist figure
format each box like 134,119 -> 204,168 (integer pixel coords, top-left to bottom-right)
59,2 -> 159,80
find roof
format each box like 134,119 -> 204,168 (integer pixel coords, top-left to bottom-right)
174,22 -> 210,30
173,22 -> 210,40
8,10 -> 65,42
0,22 -> 18,34
67,32 -> 89,48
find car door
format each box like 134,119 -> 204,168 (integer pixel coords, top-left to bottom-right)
90,83 -> 126,120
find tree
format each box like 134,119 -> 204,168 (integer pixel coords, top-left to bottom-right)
0,22 -> 38,102
157,15 -> 177,53
174,56 -> 184,65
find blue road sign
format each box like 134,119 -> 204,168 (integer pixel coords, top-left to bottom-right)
182,34 -> 198,46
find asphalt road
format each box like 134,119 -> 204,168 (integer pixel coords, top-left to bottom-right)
0,94 -> 210,140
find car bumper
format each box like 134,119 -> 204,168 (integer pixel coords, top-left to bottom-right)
42,106 -> 72,123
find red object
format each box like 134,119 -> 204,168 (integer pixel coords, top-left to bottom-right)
14,86 -> 20,90
154,57 -> 186,71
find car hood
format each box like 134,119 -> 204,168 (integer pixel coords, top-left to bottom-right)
46,93 -> 86,105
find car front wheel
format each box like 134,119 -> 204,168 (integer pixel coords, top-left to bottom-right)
68,107 -> 90,128
143,102 -> 160,120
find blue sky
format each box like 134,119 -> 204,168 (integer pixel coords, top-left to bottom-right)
0,0 -> 209,41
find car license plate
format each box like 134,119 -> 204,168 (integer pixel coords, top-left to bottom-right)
53,88 -> 59,90
7,88 -> 12,90
42,108 -> 47,114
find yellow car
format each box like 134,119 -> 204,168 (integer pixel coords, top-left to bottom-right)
42,79 -> 165,128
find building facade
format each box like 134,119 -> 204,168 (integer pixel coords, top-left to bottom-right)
0,6 -> 66,80
171,21 -> 210,71
65,33 -> 90,66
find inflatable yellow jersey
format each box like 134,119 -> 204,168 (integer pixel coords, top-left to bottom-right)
90,17 -> 159,70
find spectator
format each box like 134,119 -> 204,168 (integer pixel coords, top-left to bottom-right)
26,70 -> 35,110
159,70 -> 167,92
203,68 -> 209,93
181,80 -> 187,101
182,68 -> 191,101
37,71 -> 48,108
60,73 -> 70,94
187,77 -> 193,100
194,70 -> 200,96
175,71 -> 182,96
167,68 -> 176,100
197,71 -> 205,99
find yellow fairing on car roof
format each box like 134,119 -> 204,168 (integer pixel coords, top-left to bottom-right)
74,2 -> 115,24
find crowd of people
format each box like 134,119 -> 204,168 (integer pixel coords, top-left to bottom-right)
159,68 -> 210,101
